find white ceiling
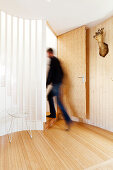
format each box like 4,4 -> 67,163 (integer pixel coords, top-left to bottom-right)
0,0 -> 113,35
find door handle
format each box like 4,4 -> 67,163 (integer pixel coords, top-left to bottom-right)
78,76 -> 86,83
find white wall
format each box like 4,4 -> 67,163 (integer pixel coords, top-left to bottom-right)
46,25 -> 57,113
0,11 -> 46,136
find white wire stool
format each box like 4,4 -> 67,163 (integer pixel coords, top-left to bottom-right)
8,113 -> 32,143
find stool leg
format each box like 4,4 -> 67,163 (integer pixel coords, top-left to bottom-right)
25,119 -> 32,139
8,117 -> 14,143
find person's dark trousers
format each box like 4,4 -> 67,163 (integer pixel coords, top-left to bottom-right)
47,84 -> 71,124
47,88 -> 56,118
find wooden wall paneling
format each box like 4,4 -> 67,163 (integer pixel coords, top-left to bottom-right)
58,26 -> 87,119
86,29 -> 90,119
85,16 -> 113,132
58,16 -> 113,132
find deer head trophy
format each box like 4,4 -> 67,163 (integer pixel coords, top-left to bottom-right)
93,28 -> 109,57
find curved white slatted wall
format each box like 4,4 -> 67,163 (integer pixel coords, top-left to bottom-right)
0,11 -> 46,136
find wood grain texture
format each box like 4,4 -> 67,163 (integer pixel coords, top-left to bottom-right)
1,121 -> 113,169
84,16 -> 113,132
58,26 -> 86,119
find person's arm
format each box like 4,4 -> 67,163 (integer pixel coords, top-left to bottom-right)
46,66 -> 52,88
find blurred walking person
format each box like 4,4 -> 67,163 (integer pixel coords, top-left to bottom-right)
46,48 -> 72,130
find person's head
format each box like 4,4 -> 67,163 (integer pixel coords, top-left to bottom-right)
47,48 -> 54,58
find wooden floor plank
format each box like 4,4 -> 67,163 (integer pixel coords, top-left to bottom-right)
43,122 -> 105,169
0,121 -> 113,170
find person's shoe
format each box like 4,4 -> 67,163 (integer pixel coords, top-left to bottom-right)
46,114 -> 56,118
65,120 -> 73,131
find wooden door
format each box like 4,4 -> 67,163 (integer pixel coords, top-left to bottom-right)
58,26 -> 86,119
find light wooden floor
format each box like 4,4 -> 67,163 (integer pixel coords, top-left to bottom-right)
0,120 -> 113,170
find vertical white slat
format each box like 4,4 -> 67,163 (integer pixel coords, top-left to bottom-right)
12,16 -> 18,131
0,11 -> 1,86
41,20 -> 46,123
11,15 -> 18,131
20,19 -> 24,117
0,12 -> 1,134
22,19 -> 25,112
0,11 -> 2,132
6,14 -> 11,134
18,18 -> 23,130
29,20 -> 32,126
31,20 -> 36,126
16,17 -> 19,130
35,20 -> 38,124
5,13 -> 7,134
1,12 -> 5,88
7,14 -> 11,98
17,18 -> 20,130
22,19 -> 25,129
36,20 -> 42,123
1,11 -> 6,134
11,16 -> 13,116
12,17 -> 17,106
24,19 -> 29,115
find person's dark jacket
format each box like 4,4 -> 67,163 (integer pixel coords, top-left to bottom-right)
46,56 -> 64,87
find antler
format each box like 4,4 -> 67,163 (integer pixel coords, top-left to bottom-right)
93,28 -> 104,38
